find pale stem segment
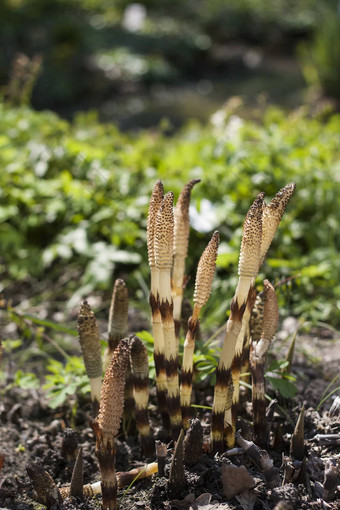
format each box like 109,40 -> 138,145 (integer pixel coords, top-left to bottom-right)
172,179 -> 200,342
180,231 -> 219,429
59,463 -> 159,500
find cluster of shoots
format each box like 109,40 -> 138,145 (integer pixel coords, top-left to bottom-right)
49,179 -> 295,509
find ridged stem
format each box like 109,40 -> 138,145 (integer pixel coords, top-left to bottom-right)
91,339 -> 130,510
250,280 -> 279,447
77,300 -> 103,416
129,335 -> 154,457
211,193 -> 264,453
180,231 -> 219,428
172,179 -> 200,342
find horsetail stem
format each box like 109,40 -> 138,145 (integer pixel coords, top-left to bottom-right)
250,280 -> 279,446
77,300 -> 103,416
105,278 -> 129,370
91,338 -> 130,510
240,289 -> 265,388
211,192 -> 264,453
129,335 -> 154,457
180,231 -> 219,428
172,179 -> 200,340
230,287 -> 257,439
147,180 -> 170,433
155,192 -> 182,439
228,182 -> 296,448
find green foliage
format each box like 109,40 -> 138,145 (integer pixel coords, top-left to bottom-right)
43,357 -> 90,408
265,359 -> 297,399
1,100 -> 339,328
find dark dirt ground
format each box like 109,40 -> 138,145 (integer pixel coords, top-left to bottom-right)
0,320 -> 339,510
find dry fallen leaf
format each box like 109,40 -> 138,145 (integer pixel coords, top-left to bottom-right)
221,464 -> 255,500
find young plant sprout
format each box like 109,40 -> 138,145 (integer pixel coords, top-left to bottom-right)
211,192 -> 264,453
147,180 -> 170,433
26,462 -> 62,509
91,338 -> 130,510
105,278 -> 129,370
180,230 -> 219,429
129,335 -> 154,457
69,447 -> 83,499
168,428 -> 185,496
250,280 -> 279,446
155,191 -> 182,439
77,300 -> 103,415
172,179 -> 200,341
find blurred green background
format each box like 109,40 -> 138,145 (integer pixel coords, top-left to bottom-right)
1,0 -> 340,342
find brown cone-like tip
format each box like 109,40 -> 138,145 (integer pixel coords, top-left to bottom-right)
61,428 -> 78,462
238,192 -> 264,281
26,462 -> 62,508
107,279 -> 129,353
194,231 -> 219,310
77,300 -> 102,380
184,418 -> 203,467
250,291 -> 265,344
96,338 -> 130,448
147,180 -> 164,268
260,182 -> 296,267
155,192 -> 174,272
173,179 -> 200,258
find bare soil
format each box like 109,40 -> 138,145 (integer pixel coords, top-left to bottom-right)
0,323 -> 339,510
